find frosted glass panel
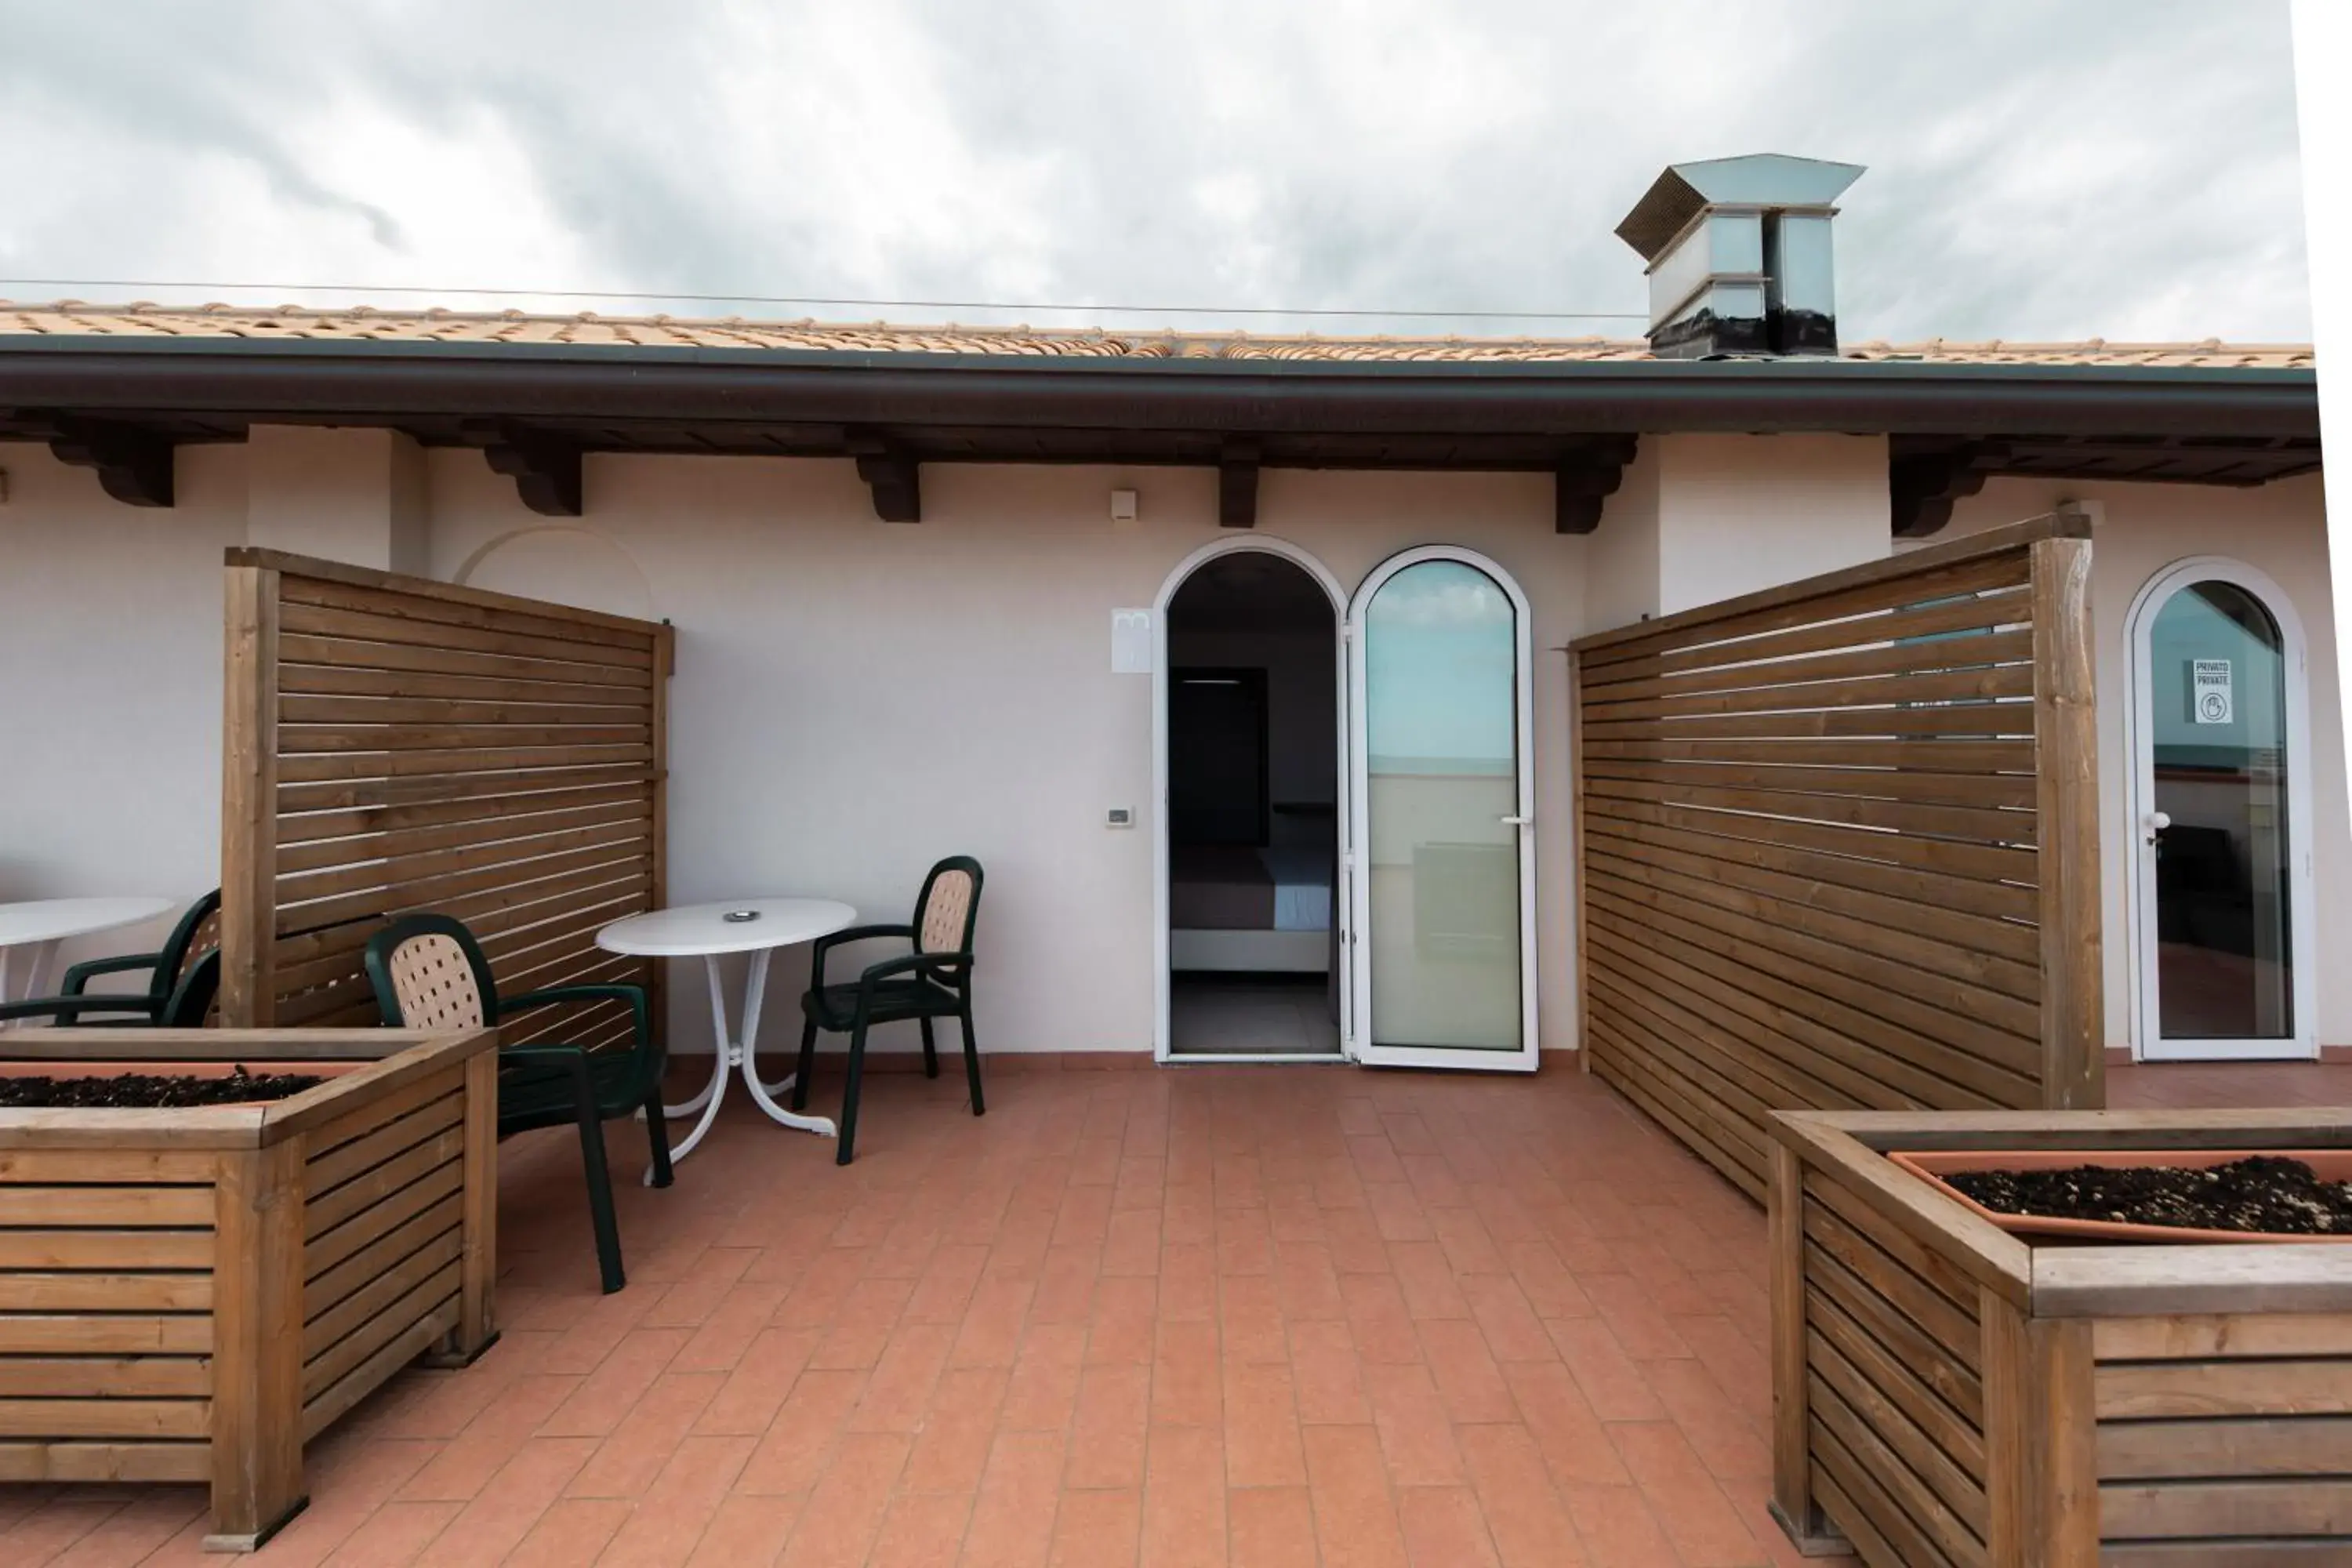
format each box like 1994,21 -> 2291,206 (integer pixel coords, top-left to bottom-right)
1363,561 -> 1521,1050
2149,582 -> 2292,1039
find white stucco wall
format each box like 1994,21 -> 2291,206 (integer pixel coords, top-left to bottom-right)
421,455 -> 1584,1058
0,443 -> 244,970
1940,474 -> 2344,1051
4,431 -> 2332,1062
1584,432 -> 1891,629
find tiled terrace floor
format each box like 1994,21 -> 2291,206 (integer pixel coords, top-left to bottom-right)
6,1057 -> 2350,1566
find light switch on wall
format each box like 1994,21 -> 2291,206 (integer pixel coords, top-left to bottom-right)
1106,807 -> 1135,829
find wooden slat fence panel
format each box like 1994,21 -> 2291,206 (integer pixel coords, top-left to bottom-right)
1571,514 -> 2103,1200
220,550 -> 672,1046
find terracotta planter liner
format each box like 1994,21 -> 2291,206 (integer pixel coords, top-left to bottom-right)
1889,1145 -> 2352,1244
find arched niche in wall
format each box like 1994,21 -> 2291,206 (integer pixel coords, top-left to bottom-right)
452,526 -> 659,622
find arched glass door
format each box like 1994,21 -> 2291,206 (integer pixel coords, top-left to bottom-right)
1345,549 -> 1537,1071
2132,565 -> 2314,1059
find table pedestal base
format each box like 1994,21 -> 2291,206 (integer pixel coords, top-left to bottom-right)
652,949 -> 837,1181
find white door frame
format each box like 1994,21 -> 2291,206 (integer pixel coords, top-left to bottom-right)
1345,546 -> 1540,1073
2124,556 -> 2318,1061
1151,535 -> 1352,1063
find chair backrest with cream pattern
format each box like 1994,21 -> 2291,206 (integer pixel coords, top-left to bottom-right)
912,857 -> 985,970
364,915 -> 495,1032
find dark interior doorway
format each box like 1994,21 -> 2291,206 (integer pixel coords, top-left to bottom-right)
1164,552 -> 1341,1057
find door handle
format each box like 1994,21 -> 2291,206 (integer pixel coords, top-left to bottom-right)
2143,810 -> 2171,847
1500,815 -> 1533,826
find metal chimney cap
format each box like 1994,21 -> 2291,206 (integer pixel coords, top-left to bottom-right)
1615,154 -> 1867,261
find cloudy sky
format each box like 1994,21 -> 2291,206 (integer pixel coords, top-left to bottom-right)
0,0 -> 2314,345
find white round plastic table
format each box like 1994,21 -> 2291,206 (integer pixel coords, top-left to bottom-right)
0,897 -> 174,1024
597,897 -> 857,1175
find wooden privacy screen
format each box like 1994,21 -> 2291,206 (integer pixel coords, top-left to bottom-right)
220,549 -> 671,1050
1570,514 -> 2101,1200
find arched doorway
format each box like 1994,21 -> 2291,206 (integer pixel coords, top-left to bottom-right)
1152,539 -> 1347,1061
2127,559 -> 2317,1059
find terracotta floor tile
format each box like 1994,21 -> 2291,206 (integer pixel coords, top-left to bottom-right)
1500,1361 -> 1629,1489
1139,1425 -> 1225,1568
1456,1425 -> 1586,1568
962,1430 -> 1065,1568
567,1370 -> 727,1497
1090,1273 -> 1161,1366
777,1429 -> 912,1568
419,1435 -> 598,1568
1000,1320 -> 1088,1431
1301,1424 -> 1411,1568
1363,1362 -> 1466,1487
1067,1363 -> 1153,1491
1416,1318 -> 1520,1425
1150,1317 -> 1225,1428
1225,1485 -> 1317,1568
1221,1360 -> 1308,1488
593,1434 -> 756,1567
1610,1419 -> 1772,1566
682,1490 -> 807,1566
695,1326 -> 823,1436
1218,1271 -> 1289,1364
866,1490 -> 975,1568
1340,1272 -> 1422,1366
1561,1483 -> 1680,1568
0,1068 -> 2027,1568
1398,1485 -> 1504,1568
315,1499 -> 462,1568
950,1278 -> 1037,1369
503,1496 -> 630,1564
735,1367 -> 869,1495
1544,1316 -> 1664,1424
906,1365 -> 1011,1494
539,1327 -> 691,1437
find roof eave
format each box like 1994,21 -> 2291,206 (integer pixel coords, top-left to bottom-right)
0,334 -> 2321,441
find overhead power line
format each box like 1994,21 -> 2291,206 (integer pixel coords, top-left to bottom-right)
0,277 -> 1648,324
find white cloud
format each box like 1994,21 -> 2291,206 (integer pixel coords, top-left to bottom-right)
0,0 -> 2312,342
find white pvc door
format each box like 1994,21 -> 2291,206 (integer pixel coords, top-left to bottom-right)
2129,561 -> 2317,1060
1345,547 -> 1538,1071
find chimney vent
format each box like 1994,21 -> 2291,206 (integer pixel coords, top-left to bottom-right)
1616,154 -> 1864,358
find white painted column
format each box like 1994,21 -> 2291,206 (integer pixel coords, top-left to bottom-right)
1585,433 -> 1891,630
245,425 -> 429,573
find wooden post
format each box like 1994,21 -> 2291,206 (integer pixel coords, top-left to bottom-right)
429,1047 -> 503,1365
206,1138 -> 307,1550
220,565 -> 281,1029
2031,533 -> 2103,1109
1768,1141 -> 1846,1553
1568,648 -> 1592,1073
649,620 -> 674,1054
1982,1287 -> 2099,1566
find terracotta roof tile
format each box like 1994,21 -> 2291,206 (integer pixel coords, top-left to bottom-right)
0,302 -> 2316,369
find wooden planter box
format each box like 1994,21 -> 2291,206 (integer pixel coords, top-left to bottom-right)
0,1027 -> 499,1551
1769,1109 -> 2352,1566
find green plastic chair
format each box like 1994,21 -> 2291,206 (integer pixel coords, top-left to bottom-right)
363,914 -> 670,1294
0,949 -> 220,1028
25,889 -> 223,1025
793,856 -> 985,1165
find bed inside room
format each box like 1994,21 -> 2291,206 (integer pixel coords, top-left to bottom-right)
1165,553 -> 1341,1057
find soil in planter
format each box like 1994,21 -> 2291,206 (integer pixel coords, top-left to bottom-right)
0,1065 -> 325,1109
1948,1155 -> 2352,1236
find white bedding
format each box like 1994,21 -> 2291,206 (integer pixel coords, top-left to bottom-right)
1257,846 -> 1334,931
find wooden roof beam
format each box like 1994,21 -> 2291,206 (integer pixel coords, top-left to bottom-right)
36,412 -> 175,506
1219,438 -> 1260,528
1555,436 -> 1639,534
1891,441 -> 2010,539
462,419 -> 583,517
847,429 -> 920,522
